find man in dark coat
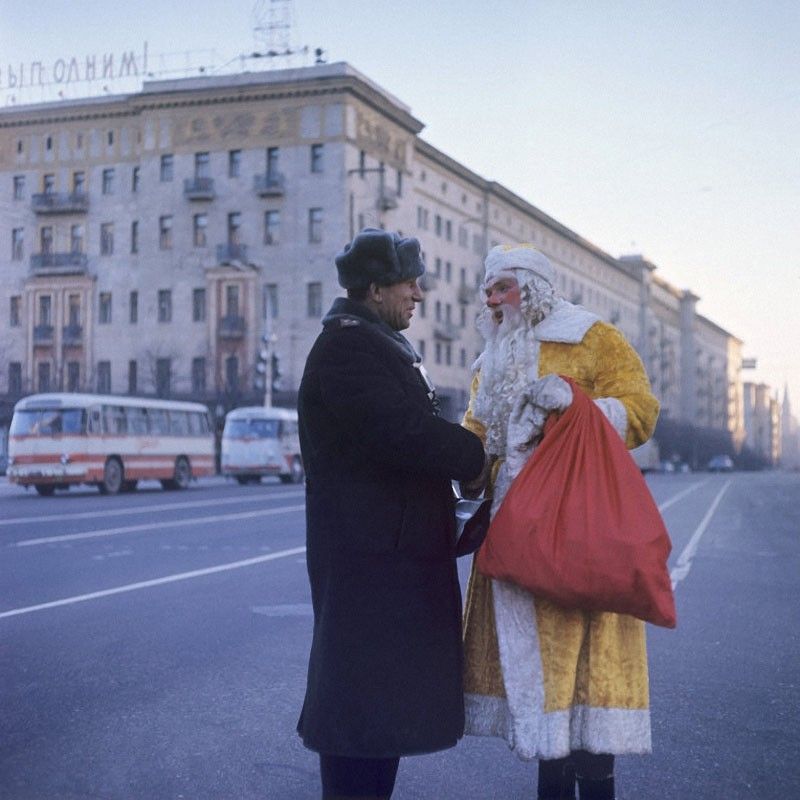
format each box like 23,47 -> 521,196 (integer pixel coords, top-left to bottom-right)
297,228 -> 486,799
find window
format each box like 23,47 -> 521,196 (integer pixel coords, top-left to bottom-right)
130,220 -> 139,254
192,288 -> 206,322
445,261 -> 452,282
160,154 -> 174,182
132,166 -> 140,192
264,210 -> 279,245
128,360 -> 137,394
158,289 -> 172,322
43,174 -> 55,194
100,222 -> 114,255
73,171 -> 85,194
37,362 -> 51,393
159,215 -> 173,250
11,228 -> 24,261
192,357 -> 206,394
129,291 -> 138,324
359,150 -> 366,177
13,175 -> 25,200
396,169 -> 403,196
97,361 -> 111,394
307,282 -> 322,317
266,147 -> 279,178
70,224 -> 84,254
40,226 -> 53,254
225,284 -> 240,317
9,362 -> 22,395
263,283 -> 278,320
101,168 -> 114,195
38,295 -> 52,326
107,130 -> 114,146
225,356 -> 239,392
434,257 -> 441,277
67,361 -> 80,392
445,220 -> 452,241
67,294 -> 80,326
99,292 -> 112,324
194,151 -> 210,178
308,207 -> 323,243
418,340 -> 426,359
435,215 -> 442,236
228,149 -> 241,177
193,213 -> 208,247
227,212 -> 241,245
10,296 -> 21,326
310,143 -> 324,173
156,358 -> 171,397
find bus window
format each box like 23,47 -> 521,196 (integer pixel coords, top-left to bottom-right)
88,407 -> 103,434
150,408 -> 169,434
169,410 -> 189,436
61,409 -> 85,434
251,419 -> 279,438
104,405 -> 128,434
127,407 -> 149,435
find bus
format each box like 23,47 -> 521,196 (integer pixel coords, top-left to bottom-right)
7,393 -> 215,496
220,406 -> 304,485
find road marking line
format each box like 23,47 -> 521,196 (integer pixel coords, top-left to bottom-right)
657,478 -> 711,512
14,504 -> 306,547
0,490 -> 304,527
670,479 -> 733,589
0,546 -> 307,620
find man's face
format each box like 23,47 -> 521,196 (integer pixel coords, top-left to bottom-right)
375,278 -> 424,331
484,276 -> 521,324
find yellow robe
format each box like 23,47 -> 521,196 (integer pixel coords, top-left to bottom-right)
462,319 -> 660,759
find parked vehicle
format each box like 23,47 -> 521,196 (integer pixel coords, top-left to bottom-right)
221,406 -> 303,485
708,454 -> 734,472
7,392 -> 215,496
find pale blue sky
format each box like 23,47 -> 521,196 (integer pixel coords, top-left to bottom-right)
2,0 -> 798,409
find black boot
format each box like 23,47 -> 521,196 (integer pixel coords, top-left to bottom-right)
537,756 -> 576,800
577,775 -> 615,800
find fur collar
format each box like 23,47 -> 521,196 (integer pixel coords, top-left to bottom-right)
534,299 -> 600,344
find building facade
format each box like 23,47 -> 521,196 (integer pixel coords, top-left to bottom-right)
0,62 -> 756,447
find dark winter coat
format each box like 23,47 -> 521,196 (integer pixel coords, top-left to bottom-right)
296,297 -> 485,758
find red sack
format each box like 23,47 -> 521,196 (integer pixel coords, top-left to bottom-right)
476,377 -> 676,628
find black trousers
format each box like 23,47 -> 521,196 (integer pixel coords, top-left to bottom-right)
538,751 -> 615,799
319,754 -> 400,799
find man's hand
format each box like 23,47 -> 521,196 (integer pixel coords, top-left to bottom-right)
529,374 -> 573,412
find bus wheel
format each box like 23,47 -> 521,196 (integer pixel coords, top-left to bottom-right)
121,480 -> 138,493
99,457 -> 124,495
163,456 -> 191,490
236,475 -> 251,485
34,483 -> 56,496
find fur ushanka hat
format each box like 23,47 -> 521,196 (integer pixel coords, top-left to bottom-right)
335,228 -> 426,290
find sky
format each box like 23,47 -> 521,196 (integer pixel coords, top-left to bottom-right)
1,0 -> 798,409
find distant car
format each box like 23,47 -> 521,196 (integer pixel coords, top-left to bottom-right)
659,460 -> 676,473
708,455 -> 734,472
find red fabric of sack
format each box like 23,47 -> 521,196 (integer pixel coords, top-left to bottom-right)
476,377 -> 676,628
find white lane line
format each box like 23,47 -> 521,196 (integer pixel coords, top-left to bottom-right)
14,504 -> 306,547
0,490 -> 304,527
0,546 -> 307,620
657,478 -> 711,512
670,479 -> 733,589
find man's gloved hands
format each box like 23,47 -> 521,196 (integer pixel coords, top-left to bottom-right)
505,394 -> 548,475
528,374 -> 573,413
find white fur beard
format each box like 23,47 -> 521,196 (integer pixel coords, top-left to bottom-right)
473,305 -> 540,459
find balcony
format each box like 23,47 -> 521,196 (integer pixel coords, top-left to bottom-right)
216,243 -> 248,264
218,314 -> 245,339
254,173 -> 286,197
457,284 -> 475,304
378,188 -> 399,211
30,251 -> 89,276
183,177 -> 215,201
33,324 -> 54,345
31,191 -> 89,214
434,322 -> 461,341
62,324 -> 83,346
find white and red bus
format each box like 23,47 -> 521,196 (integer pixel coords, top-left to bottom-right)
7,393 -> 215,496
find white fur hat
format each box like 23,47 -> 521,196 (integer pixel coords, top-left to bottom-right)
484,244 -> 555,287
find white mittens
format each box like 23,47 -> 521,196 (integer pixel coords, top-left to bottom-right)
505,394 -> 548,476
528,373 -> 573,413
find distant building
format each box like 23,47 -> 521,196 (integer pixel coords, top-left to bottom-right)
0,61 -> 755,445
743,382 -> 781,465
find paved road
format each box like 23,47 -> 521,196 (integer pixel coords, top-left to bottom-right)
1,472 -> 798,799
